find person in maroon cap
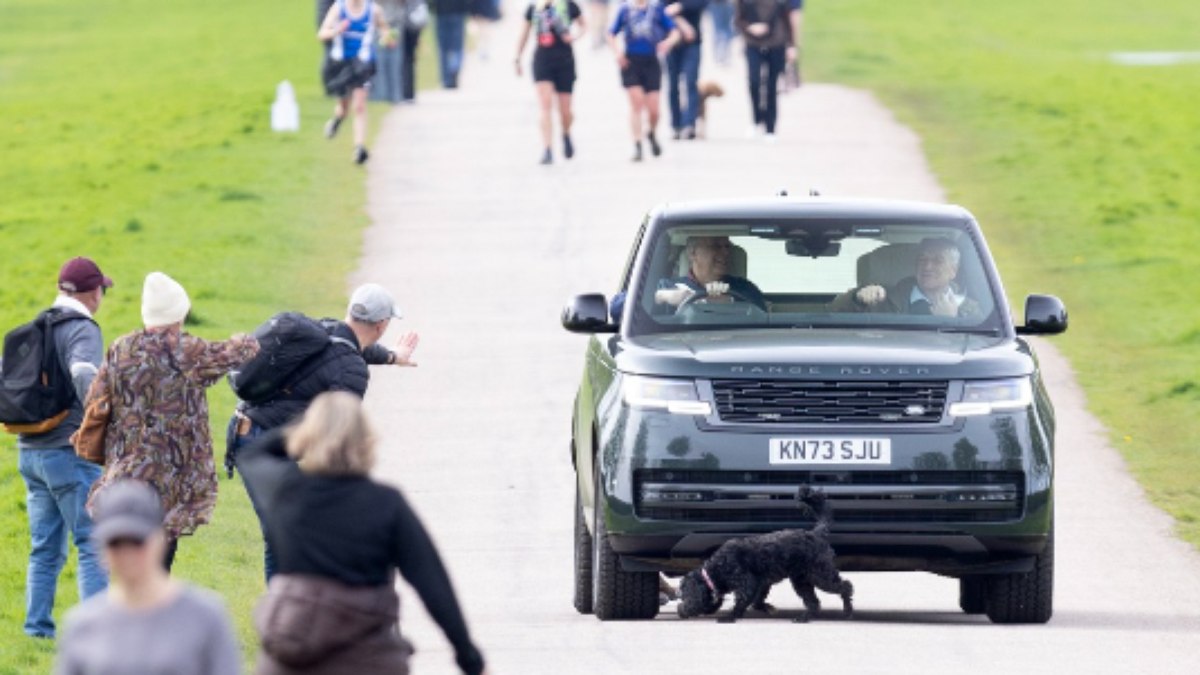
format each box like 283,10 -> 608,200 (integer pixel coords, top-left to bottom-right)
13,257 -> 113,638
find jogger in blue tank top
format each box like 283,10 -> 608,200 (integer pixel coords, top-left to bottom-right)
318,0 -> 397,164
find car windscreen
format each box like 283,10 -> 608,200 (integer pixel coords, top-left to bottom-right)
624,221 -> 1004,336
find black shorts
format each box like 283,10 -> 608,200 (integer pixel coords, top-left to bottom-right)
532,53 -> 576,94
322,56 -> 377,97
620,54 -> 662,92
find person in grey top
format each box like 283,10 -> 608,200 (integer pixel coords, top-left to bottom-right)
16,257 -> 112,638
55,481 -> 241,675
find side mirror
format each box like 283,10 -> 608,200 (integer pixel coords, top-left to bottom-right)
562,294 -> 617,334
1017,294 -> 1068,335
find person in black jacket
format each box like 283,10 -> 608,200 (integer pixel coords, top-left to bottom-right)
237,393 -> 486,675
228,283 -> 419,582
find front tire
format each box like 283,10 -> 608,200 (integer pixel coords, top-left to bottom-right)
985,530 -> 1054,624
591,476 -> 659,621
573,481 -> 594,615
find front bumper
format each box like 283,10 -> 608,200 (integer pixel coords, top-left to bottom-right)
593,405 -> 1054,575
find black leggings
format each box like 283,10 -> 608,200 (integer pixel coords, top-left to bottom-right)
402,28 -> 422,101
746,46 -> 787,133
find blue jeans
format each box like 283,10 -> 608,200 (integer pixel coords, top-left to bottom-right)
435,13 -> 467,88
18,447 -> 106,637
666,42 -> 702,130
370,38 -> 404,103
708,2 -> 735,64
227,415 -> 275,582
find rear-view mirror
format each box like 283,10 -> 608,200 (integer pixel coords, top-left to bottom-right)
1017,294 -> 1068,335
786,239 -> 841,258
562,294 -> 617,334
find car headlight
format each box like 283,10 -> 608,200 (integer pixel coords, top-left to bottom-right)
622,376 -> 713,416
948,378 -> 1034,417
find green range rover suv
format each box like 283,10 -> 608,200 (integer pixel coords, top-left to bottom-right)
562,197 -> 1067,624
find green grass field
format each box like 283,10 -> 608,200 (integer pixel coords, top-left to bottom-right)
0,1 -> 438,671
807,1 -> 1200,545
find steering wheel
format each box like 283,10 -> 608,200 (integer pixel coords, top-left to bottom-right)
675,287 -> 762,316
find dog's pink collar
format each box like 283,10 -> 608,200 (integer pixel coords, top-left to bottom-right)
701,567 -> 717,594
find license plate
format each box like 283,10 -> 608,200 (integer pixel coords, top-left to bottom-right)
769,438 -> 892,465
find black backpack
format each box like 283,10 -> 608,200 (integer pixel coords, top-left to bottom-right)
229,312 -> 334,404
0,308 -> 93,435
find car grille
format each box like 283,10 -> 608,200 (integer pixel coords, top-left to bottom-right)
710,379 -> 949,425
634,469 -> 1025,524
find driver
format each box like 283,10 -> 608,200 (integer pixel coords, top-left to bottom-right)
654,236 -> 767,311
832,237 -> 982,318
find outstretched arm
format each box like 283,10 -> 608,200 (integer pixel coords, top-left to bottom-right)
393,493 -> 485,675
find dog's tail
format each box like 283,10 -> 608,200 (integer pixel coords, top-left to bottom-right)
798,485 -> 833,533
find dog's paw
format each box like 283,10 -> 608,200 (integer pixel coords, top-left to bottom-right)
792,614 -> 810,624
753,603 -> 778,615
716,616 -> 737,624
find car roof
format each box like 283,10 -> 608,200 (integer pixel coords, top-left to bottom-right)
656,197 -> 975,225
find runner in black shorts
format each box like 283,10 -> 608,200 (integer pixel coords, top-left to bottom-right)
620,54 -> 661,91
608,0 -> 687,162
517,0 -> 586,164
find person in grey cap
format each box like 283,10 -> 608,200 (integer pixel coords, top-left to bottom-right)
54,481 -> 241,675
229,283 -> 419,581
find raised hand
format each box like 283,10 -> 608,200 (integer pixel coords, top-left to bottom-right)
393,332 -> 420,366
930,293 -> 960,317
856,285 -> 887,306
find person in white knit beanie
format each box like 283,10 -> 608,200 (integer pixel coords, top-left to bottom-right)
84,272 -> 259,571
141,272 -> 191,329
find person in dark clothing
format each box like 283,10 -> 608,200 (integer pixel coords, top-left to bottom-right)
664,0 -> 708,140
516,0 -> 587,164
735,0 -> 794,139
237,393 -> 486,675
402,0 -> 430,101
433,0 -> 472,88
228,283 -> 419,582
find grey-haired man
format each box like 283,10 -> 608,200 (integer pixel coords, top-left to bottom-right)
229,283 -> 419,581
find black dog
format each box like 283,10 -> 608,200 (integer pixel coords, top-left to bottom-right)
676,487 -> 853,623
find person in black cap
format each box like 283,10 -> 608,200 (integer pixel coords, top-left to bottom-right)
55,481 -> 241,675
13,257 -> 113,639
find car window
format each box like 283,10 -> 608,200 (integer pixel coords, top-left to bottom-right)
626,222 -> 1002,336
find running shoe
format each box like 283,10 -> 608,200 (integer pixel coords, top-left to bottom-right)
763,133 -> 779,145
632,142 -> 644,163
647,132 -> 662,157
563,135 -> 574,160
682,126 -> 697,140
354,145 -> 370,164
745,124 -> 764,139
672,129 -> 682,141
540,148 -> 553,165
324,116 -> 344,139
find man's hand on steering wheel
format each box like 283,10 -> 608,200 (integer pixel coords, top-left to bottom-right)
675,285 -> 758,314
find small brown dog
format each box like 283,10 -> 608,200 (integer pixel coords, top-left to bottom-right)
695,80 -> 725,139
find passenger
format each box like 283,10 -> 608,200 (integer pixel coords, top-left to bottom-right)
54,481 -> 242,675
833,237 -> 982,318
236,392 -> 486,675
609,235 -> 766,321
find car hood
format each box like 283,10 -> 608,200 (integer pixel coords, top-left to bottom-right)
613,329 -> 1035,381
